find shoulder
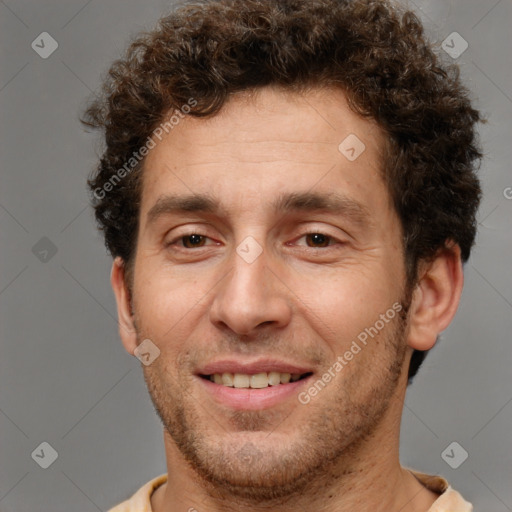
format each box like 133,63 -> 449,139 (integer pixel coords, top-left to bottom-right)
106,473 -> 168,512
410,470 -> 473,512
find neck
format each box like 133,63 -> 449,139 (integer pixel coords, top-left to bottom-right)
152,385 -> 438,512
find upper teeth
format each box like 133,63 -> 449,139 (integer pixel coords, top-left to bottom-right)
209,372 -> 303,388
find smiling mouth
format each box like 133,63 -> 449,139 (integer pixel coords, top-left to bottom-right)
200,372 -> 313,389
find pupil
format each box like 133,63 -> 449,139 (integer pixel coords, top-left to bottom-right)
185,234 -> 203,247
308,233 -> 328,247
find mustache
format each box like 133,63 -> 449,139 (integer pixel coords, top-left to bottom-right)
176,339 -> 326,370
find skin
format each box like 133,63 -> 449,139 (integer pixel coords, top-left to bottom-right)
111,86 -> 464,511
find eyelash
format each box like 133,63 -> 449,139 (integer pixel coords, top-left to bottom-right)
166,231 -> 343,250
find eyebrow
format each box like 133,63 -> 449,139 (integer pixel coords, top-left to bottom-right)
145,191 -> 372,227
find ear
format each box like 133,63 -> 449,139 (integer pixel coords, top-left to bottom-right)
407,242 -> 464,351
110,256 -> 138,355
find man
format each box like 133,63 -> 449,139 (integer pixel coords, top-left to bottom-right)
83,0 -> 482,510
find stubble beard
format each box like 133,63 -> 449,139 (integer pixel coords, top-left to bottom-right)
139,301 -> 410,504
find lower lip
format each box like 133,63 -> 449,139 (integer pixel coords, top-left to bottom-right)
197,376 -> 312,410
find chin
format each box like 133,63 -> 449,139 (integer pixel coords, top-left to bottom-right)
191,446 -> 318,501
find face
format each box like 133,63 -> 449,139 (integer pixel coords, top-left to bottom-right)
126,87 -> 411,499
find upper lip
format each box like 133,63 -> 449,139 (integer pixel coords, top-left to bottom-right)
197,358 -> 313,376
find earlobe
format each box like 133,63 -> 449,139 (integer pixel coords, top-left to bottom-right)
407,242 -> 464,351
110,257 -> 138,355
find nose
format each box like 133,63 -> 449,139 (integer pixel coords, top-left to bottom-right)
209,241 -> 292,337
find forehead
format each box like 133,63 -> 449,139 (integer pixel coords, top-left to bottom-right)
139,86 -> 389,218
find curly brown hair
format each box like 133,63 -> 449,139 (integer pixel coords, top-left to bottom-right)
83,0 -> 483,381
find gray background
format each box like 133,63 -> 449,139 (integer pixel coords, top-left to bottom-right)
0,0 -> 511,510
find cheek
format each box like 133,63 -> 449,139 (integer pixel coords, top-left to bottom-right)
290,266 -> 401,351
133,267 -> 203,340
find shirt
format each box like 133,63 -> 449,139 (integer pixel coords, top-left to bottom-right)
107,470 -> 473,511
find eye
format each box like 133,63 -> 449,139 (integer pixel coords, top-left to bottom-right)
295,232 -> 340,248
302,232 -> 331,248
167,233 -> 214,249
182,234 -> 206,248
166,230 -> 343,252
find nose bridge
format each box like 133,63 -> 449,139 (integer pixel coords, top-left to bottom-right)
209,236 -> 291,335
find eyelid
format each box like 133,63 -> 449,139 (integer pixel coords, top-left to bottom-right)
166,214 -> 351,238
163,222 -> 217,243
165,228 -> 346,250
165,231 -> 218,248
292,229 -> 346,248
